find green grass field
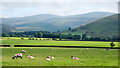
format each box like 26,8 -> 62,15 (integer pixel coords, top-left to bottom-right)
1,37 -> 119,66
2,39 -> 118,47
2,47 -> 118,66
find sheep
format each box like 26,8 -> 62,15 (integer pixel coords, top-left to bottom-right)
27,55 -> 34,59
46,56 -> 50,61
71,56 -> 79,60
12,53 -> 22,59
46,56 -> 54,61
86,48 -> 88,50
47,56 -> 54,59
22,50 -> 26,53
105,48 -> 110,50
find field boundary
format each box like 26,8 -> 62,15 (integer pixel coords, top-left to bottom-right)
1,45 -> 119,49
0,45 -> 10,47
14,45 -> 120,49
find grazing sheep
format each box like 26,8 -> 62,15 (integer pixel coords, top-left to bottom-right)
86,48 -> 88,50
12,53 -> 22,59
22,50 -> 26,53
51,56 -> 54,59
46,56 -> 50,61
105,48 -> 110,50
27,55 -> 34,59
47,56 -> 54,59
46,56 -> 54,61
71,56 -> 79,60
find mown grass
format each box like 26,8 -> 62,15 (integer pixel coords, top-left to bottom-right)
2,39 -> 118,47
2,47 -> 118,66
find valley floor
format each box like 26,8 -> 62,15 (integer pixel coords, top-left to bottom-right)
1,47 -> 118,66
2,39 -> 119,47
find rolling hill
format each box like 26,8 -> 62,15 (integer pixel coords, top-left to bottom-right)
0,24 -> 16,34
1,12 -> 114,32
62,14 -> 119,37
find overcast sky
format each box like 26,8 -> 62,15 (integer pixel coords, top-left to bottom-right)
1,0 -> 119,18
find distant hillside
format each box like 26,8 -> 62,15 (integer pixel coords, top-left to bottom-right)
62,14 -> 118,37
0,24 -> 16,34
1,12 -> 114,32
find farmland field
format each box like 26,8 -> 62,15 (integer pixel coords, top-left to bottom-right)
1,37 -> 119,66
1,37 -> 118,47
2,47 -> 118,66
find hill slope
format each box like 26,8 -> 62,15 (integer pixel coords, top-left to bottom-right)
1,12 -> 114,32
62,14 -> 118,37
0,24 -> 16,34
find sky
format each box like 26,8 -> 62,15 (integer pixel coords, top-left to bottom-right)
1,0 -> 119,18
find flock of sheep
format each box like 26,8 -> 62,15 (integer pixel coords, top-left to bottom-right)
12,48 -> 80,61
12,47 -> 113,61
12,50 -> 34,59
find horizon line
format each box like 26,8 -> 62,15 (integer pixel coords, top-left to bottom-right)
1,11 -> 117,18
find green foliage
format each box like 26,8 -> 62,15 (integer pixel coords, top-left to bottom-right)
82,34 -> 87,40
2,33 -> 9,37
73,35 -> 81,40
2,31 -> 119,41
110,42 -> 115,48
38,32 -> 43,38
68,28 -> 71,30
10,33 -> 15,37
21,38 -> 24,40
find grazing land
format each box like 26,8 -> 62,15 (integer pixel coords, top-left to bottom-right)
1,37 -> 119,66
1,37 -> 118,47
2,47 -> 118,66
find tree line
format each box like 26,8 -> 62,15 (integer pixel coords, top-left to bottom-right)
1,31 -> 119,41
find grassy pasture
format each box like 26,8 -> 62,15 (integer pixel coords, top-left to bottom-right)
2,39 -> 118,47
2,47 -> 118,66
1,37 -> 53,40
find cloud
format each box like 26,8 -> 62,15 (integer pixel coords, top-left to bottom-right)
1,0 -> 119,2
1,2 -> 118,18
